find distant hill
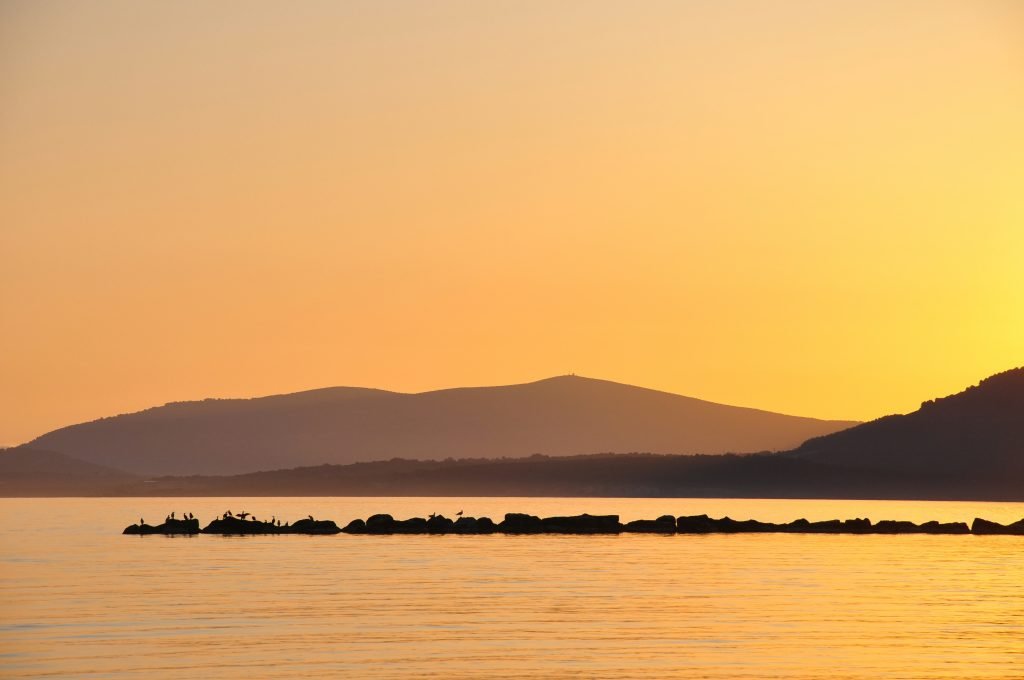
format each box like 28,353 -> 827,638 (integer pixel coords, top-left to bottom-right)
99,454 -> 920,500
26,376 -> 857,476
792,367 -> 1024,478
0,447 -> 137,496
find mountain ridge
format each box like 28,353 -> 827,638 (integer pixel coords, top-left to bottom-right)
27,375 -> 858,476
791,366 -> 1024,475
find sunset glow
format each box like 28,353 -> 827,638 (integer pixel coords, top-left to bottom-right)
2,0 -> 1022,444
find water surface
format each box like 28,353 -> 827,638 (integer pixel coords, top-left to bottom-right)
2,497 -> 1024,678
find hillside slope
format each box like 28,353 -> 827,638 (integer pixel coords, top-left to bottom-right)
792,368 -> 1024,477
28,376 -> 857,475
0,448 -> 137,496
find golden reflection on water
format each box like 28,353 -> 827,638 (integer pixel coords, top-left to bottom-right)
2,497 -> 1024,679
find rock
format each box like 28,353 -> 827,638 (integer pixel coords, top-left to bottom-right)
123,518 -> 200,535
361,514 -> 431,534
540,514 -> 621,534
342,519 -> 366,534
452,516 -> 496,534
971,517 -> 1024,535
803,519 -> 845,533
426,515 -> 455,534
841,518 -> 872,533
498,513 -> 543,534
716,517 -> 780,533
918,520 -> 970,534
873,520 -> 921,534
201,516 -> 277,534
287,518 -> 342,535
677,515 -> 780,533
676,514 -> 718,533
365,514 -> 396,533
623,515 -> 677,533
475,517 -> 498,533
393,518 -> 429,534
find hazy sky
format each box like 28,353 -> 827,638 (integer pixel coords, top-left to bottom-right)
1,0 -> 1022,445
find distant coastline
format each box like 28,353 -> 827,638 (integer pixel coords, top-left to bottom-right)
3,367 -> 1023,501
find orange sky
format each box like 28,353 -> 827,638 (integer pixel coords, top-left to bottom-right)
1,1 -> 1022,445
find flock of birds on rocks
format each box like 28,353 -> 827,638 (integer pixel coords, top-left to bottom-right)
122,510 -> 1024,536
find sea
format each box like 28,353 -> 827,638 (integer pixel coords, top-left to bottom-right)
2,497 -> 1023,679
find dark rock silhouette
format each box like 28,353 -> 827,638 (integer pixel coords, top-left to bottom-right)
971,517 -> 1024,535
123,512 -> 1019,536
199,516 -> 340,535
917,521 -> 970,534
26,375 -> 857,476
340,514 -> 498,535
123,518 -> 199,535
675,515 -> 971,535
342,518 -> 367,533
623,514 -> 677,533
425,515 -> 455,533
498,513 -> 544,534
452,516 -> 497,534
539,514 -> 621,534
365,514 -> 429,534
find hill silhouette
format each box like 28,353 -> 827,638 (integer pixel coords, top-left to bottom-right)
791,367 -> 1024,479
0,447 -> 137,496
104,453 -> 922,499
27,375 -> 857,476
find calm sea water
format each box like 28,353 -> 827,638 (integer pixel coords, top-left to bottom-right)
2,497 -> 1024,679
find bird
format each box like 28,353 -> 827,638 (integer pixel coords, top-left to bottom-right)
139,517 -> 144,526
170,512 -> 175,519
429,512 -> 436,519
456,510 -> 464,517
308,515 -> 314,521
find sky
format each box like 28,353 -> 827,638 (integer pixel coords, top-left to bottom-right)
1,0 -> 1022,446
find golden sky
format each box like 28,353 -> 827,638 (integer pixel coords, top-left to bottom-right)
1,0 -> 1022,445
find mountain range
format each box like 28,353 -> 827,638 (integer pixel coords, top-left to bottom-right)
22,375 -> 856,476
4,368 -> 1023,499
